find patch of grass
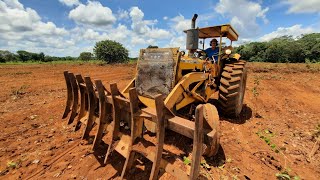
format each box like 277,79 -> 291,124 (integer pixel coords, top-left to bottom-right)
247,62 -> 320,73
183,156 -> 191,165
11,84 -> 29,98
275,168 -> 300,180
129,58 -> 138,64
6,160 -> 21,169
257,129 -> 280,153
10,71 -> 32,75
6,161 -> 17,169
312,124 -> 320,140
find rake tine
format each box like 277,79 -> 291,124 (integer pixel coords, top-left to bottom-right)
62,71 -> 72,119
82,76 -> 96,139
92,80 -> 112,150
121,88 -> 142,179
189,105 -> 204,180
149,94 -> 165,180
67,73 -> 79,125
74,74 -> 87,131
104,83 -> 121,164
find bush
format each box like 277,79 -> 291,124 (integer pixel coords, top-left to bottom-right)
79,52 -> 93,61
94,40 -> 129,63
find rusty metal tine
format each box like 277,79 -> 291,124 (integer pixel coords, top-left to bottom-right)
121,88 -> 141,180
82,76 -> 96,139
74,74 -> 86,131
104,83 -> 121,164
189,105 -> 204,180
67,73 -> 79,125
149,94 -> 165,180
102,84 -> 111,95
129,88 -> 142,140
120,151 -> 137,180
92,80 -> 111,150
62,71 -> 72,119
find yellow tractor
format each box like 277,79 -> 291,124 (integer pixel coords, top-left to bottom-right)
62,14 -> 247,179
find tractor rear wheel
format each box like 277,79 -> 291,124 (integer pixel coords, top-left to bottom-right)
218,60 -> 247,118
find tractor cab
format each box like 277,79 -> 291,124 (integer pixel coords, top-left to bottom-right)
180,14 -> 241,78
184,16 -> 240,62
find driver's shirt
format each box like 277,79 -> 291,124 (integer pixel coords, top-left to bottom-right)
204,47 -> 219,61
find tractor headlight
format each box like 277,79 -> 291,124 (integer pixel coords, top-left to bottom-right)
225,49 -> 232,55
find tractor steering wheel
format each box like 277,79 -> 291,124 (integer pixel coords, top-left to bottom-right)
194,49 -> 207,60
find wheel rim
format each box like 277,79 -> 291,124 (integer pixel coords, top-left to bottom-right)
202,104 -> 220,157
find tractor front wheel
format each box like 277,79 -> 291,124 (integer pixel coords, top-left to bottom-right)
218,60 -> 247,118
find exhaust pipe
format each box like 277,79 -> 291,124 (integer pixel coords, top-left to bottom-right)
186,14 -> 199,50
191,14 -> 198,29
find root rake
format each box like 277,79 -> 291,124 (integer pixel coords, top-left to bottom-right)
62,71 -> 220,179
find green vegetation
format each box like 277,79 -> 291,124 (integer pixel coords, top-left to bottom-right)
236,33 -> 320,63
78,52 -> 93,61
94,40 -> 129,63
6,160 -> 21,169
11,85 -> 29,98
1,33 -> 319,64
183,156 -> 191,165
312,124 -> 320,140
147,45 -> 159,48
256,129 -> 280,153
275,168 -> 300,180
1,39 -> 130,64
0,49 -> 77,63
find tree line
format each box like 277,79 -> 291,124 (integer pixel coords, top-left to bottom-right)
1,33 -> 319,63
235,33 -> 320,63
0,40 -> 129,63
0,50 -> 77,63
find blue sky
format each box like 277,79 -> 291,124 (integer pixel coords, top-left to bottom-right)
0,0 -> 319,57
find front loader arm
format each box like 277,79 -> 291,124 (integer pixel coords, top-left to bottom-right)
164,72 -> 211,111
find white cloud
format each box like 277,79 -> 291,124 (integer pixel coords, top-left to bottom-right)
129,7 -> 172,39
259,24 -> 316,41
131,36 -> 145,45
0,1 -> 67,36
167,36 -> 185,49
215,0 -> 269,38
283,0 -> 320,14
170,14 -> 190,33
0,2 -> 204,57
129,6 -> 153,34
69,1 -> 116,26
59,0 -> 80,7
117,8 -> 129,20
0,0 -> 71,56
147,29 -> 171,39
3,0 -> 23,9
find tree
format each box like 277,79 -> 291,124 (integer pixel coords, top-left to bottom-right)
39,52 -> 45,62
0,50 -> 18,63
147,45 -> 158,48
94,40 -> 129,63
17,50 -> 32,62
79,52 -> 93,61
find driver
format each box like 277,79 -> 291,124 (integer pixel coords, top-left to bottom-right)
204,39 -> 219,62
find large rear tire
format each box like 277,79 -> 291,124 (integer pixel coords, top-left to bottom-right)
218,60 -> 247,118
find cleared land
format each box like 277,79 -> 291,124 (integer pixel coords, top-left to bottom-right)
0,63 -> 319,179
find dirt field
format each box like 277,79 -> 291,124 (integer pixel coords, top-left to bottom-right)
0,62 -> 319,180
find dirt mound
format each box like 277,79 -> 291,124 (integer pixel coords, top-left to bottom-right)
0,62 -> 319,179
